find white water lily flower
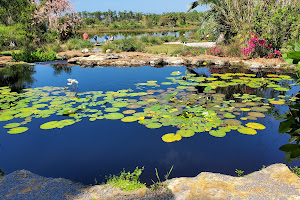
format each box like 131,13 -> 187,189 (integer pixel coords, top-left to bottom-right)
67,79 -> 72,82
74,81 -> 79,84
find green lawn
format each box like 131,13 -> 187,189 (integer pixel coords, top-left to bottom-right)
0,50 -> 21,56
146,44 -> 184,55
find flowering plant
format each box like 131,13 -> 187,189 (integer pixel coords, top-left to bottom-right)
241,32 -> 282,59
207,46 -> 221,56
67,78 -> 79,94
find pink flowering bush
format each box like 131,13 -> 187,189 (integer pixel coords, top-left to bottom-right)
207,46 -> 221,56
31,0 -> 82,40
241,32 -> 282,59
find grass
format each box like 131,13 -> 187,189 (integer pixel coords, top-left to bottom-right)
290,166 -> 300,178
106,167 -> 146,191
146,44 -> 184,55
0,50 -> 21,56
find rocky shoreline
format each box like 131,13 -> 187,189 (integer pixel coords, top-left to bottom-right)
1,164 -> 300,200
1,50 -> 296,70
62,51 -> 295,69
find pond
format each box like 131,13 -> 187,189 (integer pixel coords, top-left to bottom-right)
87,30 -> 196,43
0,62 -> 300,185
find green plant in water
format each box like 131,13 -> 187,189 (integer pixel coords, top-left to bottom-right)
235,169 -> 244,177
150,166 -> 173,191
290,166 -> 300,178
106,167 -> 146,191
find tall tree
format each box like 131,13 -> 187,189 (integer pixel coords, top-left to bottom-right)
31,0 -> 81,39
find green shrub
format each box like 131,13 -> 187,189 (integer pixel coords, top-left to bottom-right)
106,167 -> 146,191
141,36 -> 163,46
101,43 -> 115,53
12,49 -> 57,62
160,36 -> 178,42
0,24 -> 26,50
282,37 -> 300,64
65,38 -> 93,50
114,37 -> 144,52
40,43 -> 63,53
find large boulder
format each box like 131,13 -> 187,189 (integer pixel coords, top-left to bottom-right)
166,164 -> 300,200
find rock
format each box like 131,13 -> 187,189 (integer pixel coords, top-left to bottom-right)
183,58 -> 192,65
215,60 -> 229,66
191,59 -> 202,66
131,59 -> 148,66
166,164 -> 300,200
68,57 -> 79,64
164,57 -> 185,65
248,62 -> 263,69
81,49 -> 89,53
106,49 -> 112,53
0,170 -> 84,200
0,164 -> 299,199
150,58 -> 164,66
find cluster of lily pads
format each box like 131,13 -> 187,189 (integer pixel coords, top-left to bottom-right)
0,71 -> 297,142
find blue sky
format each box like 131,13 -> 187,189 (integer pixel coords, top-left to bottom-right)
73,0 -> 208,13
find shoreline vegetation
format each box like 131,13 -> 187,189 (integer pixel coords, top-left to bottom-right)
77,26 -> 198,34
0,164 -> 299,199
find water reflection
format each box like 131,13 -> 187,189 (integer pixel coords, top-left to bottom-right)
52,63 -> 72,76
0,65 -> 36,92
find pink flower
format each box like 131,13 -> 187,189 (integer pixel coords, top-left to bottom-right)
274,50 -> 282,57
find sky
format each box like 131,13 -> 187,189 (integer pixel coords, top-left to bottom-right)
73,0 -> 208,14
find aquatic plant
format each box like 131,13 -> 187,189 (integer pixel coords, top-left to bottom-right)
67,78 -> 79,94
0,71 -> 297,144
235,169 -> 245,177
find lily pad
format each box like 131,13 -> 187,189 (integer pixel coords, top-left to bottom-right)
238,127 -> 257,135
123,110 -> 136,114
146,123 -> 162,129
248,112 -> 265,118
245,123 -> 266,130
104,113 -> 124,120
177,129 -> 195,138
270,101 -> 285,105
105,107 -> 120,112
223,113 -> 236,119
161,133 -> 182,142
4,123 -> 21,129
121,116 -> 139,122
7,127 -> 28,134
209,129 -> 226,137
223,119 -> 242,126
0,115 -> 14,121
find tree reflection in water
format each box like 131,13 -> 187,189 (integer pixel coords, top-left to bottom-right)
0,65 -> 36,92
52,63 -> 72,76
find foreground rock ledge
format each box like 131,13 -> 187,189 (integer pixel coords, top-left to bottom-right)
0,164 -> 299,200
64,52 -> 296,69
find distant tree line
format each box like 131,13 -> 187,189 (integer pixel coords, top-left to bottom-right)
78,10 -> 204,29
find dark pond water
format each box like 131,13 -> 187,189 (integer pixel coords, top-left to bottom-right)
0,62 -> 300,185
